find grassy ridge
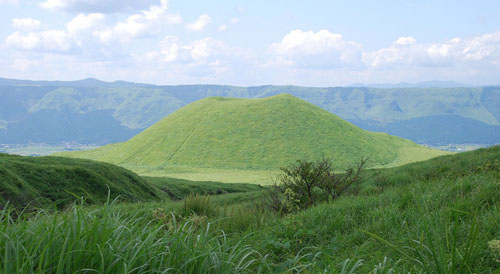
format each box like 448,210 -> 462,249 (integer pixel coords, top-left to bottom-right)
144,176 -> 264,200
2,146 -> 498,272
259,145 -> 500,271
0,153 -> 160,210
59,94 -> 448,173
0,152 -> 268,211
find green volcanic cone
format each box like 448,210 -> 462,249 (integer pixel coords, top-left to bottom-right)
59,94 -> 448,171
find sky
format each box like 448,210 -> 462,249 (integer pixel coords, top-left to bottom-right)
0,0 -> 499,86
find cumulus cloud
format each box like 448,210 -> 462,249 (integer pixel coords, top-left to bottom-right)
142,36 -> 225,64
362,36 -> 427,67
185,14 -> 211,31
12,18 -> 41,32
5,30 -> 73,52
5,0 -> 182,53
96,0 -> 181,43
363,32 -> 500,68
5,13 -> 105,53
270,29 -> 362,68
131,35 -> 248,83
3,18 -> 500,86
393,36 -> 416,46
66,13 -> 105,35
39,0 -> 160,14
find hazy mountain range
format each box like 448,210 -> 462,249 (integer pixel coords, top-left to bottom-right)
0,77 -> 499,146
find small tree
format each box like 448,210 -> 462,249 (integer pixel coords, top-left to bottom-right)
321,158 -> 366,201
264,158 -> 366,214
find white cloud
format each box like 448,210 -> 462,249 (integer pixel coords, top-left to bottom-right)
39,0 -> 160,14
218,24 -> 227,31
0,0 -> 18,4
5,13 -> 105,53
97,0 -> 181,43
3,19 -> 500,86
66,13 -> 105,35
393,36 -> 416,46
362,37 -> 426,67
363,32 -> 500,68
270,29 -> 362,68
4,0 -> 182,57
216,17 -> 238,32
5,30 -> 73,52
186,14 -> 211,31
12,18 -> 41,32
39,0 -> 64,10
131,35 -> 246,83
142,36 -> 225,64
190,38 -> 225,61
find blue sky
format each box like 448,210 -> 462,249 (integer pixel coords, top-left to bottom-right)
0,0 -> 499,86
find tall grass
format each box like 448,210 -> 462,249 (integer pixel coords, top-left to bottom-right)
365,212 -> 486,273
183,193 -> 216,217
0,201 -> 272,273
2,146 -> 499,273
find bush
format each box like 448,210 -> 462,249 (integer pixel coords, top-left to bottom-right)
265,158 -> 366,214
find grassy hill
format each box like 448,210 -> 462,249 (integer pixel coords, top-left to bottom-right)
256,144 -> 500,271
0,153 -> 160,210
59,94 -> 448,177
2,146 -> 498,272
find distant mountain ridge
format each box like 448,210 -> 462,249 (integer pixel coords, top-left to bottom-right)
0,78 -> 482,88
348,80 -> 477,88
350,115 -> 500,145
0,77 -> 153,88
0,77 -> 499,146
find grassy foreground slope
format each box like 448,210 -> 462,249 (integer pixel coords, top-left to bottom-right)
1,146 -> 498,273
59,94 -> 448,174
0,153 -> 160,210
251,145 -> 500,272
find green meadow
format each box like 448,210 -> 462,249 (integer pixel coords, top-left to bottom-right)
1,146 -> 499,272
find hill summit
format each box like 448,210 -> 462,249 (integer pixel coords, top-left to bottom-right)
60,94 -> 447,170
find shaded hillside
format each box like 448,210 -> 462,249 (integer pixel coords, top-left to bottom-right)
1,109 -> 141,144
350,115 -> 500,145
59,94 -> 447,170
0,153 -> 160,210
